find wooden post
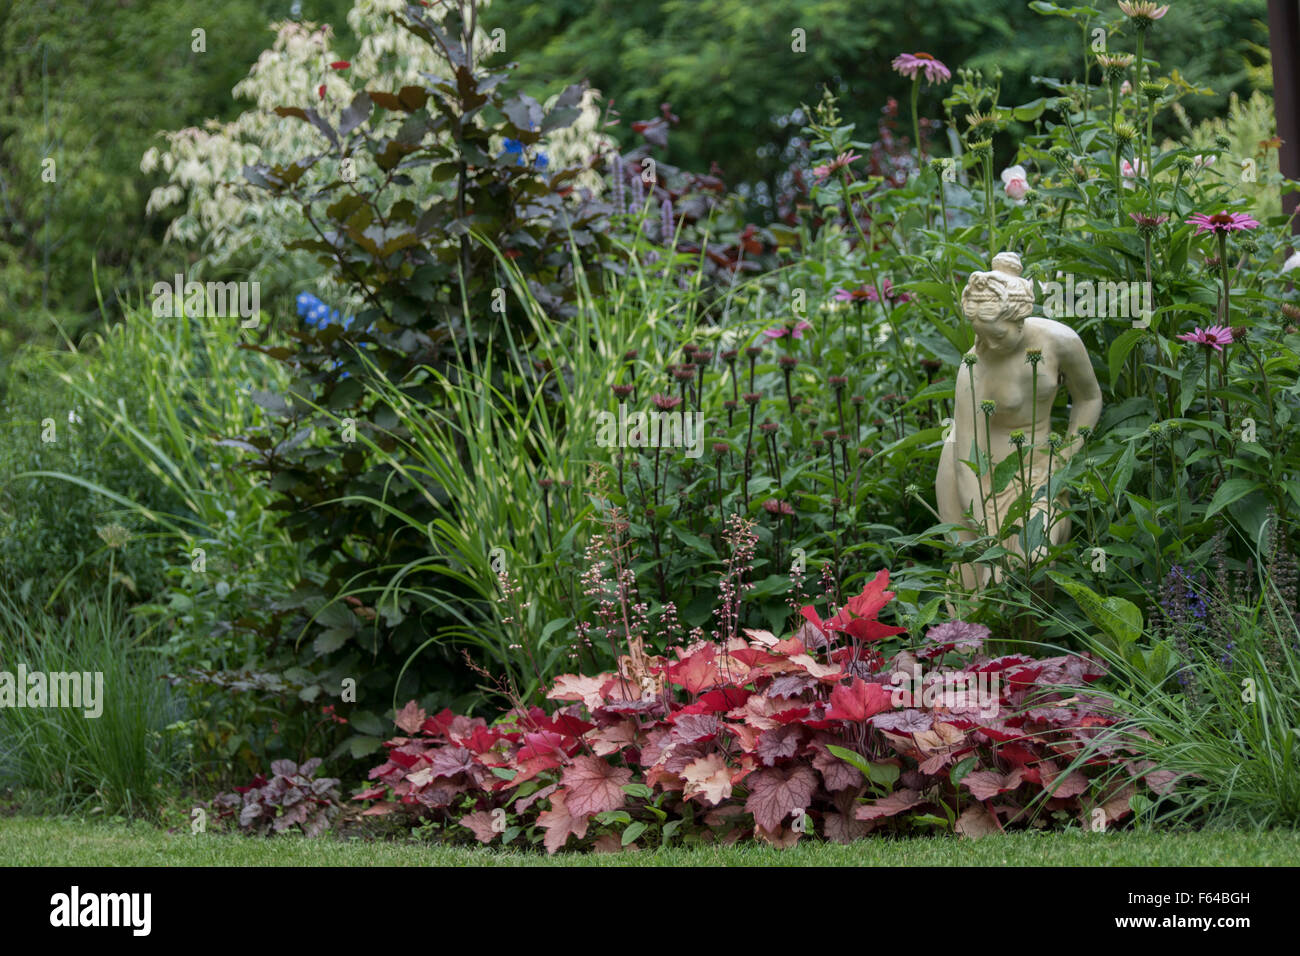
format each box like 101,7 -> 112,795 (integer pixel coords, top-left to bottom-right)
1269,0 -> 1300,234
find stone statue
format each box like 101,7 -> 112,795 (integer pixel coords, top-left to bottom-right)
936,252 -> 1103,591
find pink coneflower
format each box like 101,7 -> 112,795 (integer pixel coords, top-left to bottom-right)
762,498 -> 794,516
1177,326 -> 1233,351
1187,211 -> 1260,235
651,393 -> 682,410
835,278 -> 913,304
1117,1 -> 1169,28
763,320 -> 813,339
812,150 -> 861,181
891,52 -> 952,85
1120,157 -> 1146,188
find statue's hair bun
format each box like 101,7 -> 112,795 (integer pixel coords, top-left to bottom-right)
991,251 -> 1022,277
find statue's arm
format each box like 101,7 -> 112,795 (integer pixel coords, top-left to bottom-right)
1058,330 -> 1103,457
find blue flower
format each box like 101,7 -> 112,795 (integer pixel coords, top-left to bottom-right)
535,152 -> 549,170
297,291 -> 355,330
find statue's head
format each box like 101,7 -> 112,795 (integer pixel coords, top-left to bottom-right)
962,252 -> 1033,352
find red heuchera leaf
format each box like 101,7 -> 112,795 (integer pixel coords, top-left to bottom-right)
428,745 -> 475,779
560,756 -> 633,818
962,768 -> 1025,801
394,701 -> 427,734
827,678 -> 894,722
873,709 -> 932,733
351,786 -> 386,801
682,753 -> 733,805
854,788 -> 924,821
954,803 -> 1000,839
548,673 -> 611,711
537,790 -> 589,854
667,646 -> 721,694
673,686 -> 751,716
668,713 -> 721,745
460,810 -> 499,844
811,742 -> 864,791
755,724 -> 803,766
744,764 -> 818,831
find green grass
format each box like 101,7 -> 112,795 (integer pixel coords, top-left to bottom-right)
2,816 -> 1295,866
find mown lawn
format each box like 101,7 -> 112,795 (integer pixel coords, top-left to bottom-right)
2,816 -> 1295,866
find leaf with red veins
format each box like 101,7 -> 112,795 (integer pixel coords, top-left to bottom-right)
766,672 -> 817,699
668,713 -> 721,745
844,618 -> 908,642
1144,769 -> 1182,796
769,706 -> 812,724
673,687 -> 751,717
854,788 -> 924,821
772,637 -> 806,657
548,672 -> 612,711
515,782 -> 558,812
599,674 -> 644,703
394,700 -> 427,734
744,764 -> 818,832
1041,766 -> 1090,799
512,753 -> 562,785
533,709 -> 596,738
729,646 -> 788,669
873,708 -> 932,733
743,628 -> 779,647
667,645 -> 721,694
417,707 -> 456,737
645,767 -> 686,791
811,742 -> 865,792
731,692 -> 789,731
954,803 -> 1000,839
844,568 -> 896,619
460,811 -> 499,844
464,725 -> 503,754
827,677 -> 895,722
425,745 -> 475,779
588,719 -> 640,757
518,730 -> 567,761
360,801 -> 398,816
728,721 -> 760,752
1090,782 -> 1136,826
682,753 -> 733,805
789,653 -> 843,681
823,811 -> 875,843
962,767 -> 1026,801
756,724 -> 804,766
537,790 -> 590,854
352,786 -> 387,801
560,756 -> 633,818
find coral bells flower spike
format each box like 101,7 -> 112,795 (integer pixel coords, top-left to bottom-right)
1177,326 -> 1234,351
1186,211 -> 1261,235
891,52 -> 952,85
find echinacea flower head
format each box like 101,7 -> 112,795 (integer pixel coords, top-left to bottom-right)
1186,211 -> 1260,235
1117,1 -> 1169,28
891,52 -> 951,85
1128,212 -> 1169,236
651,392 -> 682,411
763,320 -> 813,339
1177,326 -> 1233,351
812,150 -> 861,181
762,498 -> 794,516
1096,52 -> 1134,80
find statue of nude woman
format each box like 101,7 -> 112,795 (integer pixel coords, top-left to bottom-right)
936,252 -> 1103,592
